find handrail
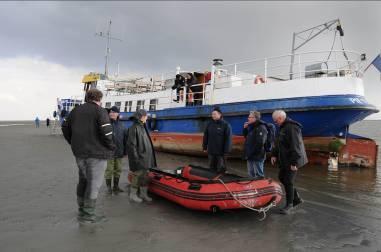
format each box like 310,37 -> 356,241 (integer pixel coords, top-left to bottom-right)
104,49 -> 365,111
220,50 -> 362,68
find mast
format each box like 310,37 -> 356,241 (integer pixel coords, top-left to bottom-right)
95,20 -> 123,79
289,19 -> 344,79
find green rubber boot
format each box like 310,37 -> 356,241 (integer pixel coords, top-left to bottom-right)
77,197 -> 85,218
129,187 -> 143,203
106,179 -> 112,195
78,199 -> 106,224
139,186 -> 152,202
113,177 -> 124,194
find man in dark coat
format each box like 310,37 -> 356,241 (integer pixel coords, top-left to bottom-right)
62,89 -> 115,223
127,109 -> 157,203
172,74 -> 186,102
243,111 -> 268,178
271,110 -> 308,215
202,107 -> 232,173
104,106 -> 128,195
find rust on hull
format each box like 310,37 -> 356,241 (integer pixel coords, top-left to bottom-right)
150,133 -> 378,168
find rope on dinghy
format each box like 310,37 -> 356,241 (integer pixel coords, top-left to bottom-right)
217,178 -> 276,221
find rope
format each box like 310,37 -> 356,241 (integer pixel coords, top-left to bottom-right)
340,36 -> 350,65
217,178 -> 276,221
326,30 -> 337,62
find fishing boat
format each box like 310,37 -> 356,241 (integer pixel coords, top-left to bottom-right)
70,19 -> 380,167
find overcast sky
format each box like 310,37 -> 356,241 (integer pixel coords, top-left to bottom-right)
1,1 -> 381,120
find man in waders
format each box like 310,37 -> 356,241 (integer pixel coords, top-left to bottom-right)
127,109 -> 157,203
271,110 -> 308,215
62,89 -> 115,224
104,106 -> 128,195
202,107 -> 232,173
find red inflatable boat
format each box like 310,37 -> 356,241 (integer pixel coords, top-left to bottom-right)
148,165 -> 283,213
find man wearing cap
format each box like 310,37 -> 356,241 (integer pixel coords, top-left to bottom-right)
62,89 -> 115,224
126,109 -> 157,203
104,106 -> 129,195
202,107 -> 232,173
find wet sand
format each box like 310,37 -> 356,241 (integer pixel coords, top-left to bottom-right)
1,123 -> 381,252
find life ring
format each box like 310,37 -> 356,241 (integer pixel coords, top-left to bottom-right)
254,75 -> 265,84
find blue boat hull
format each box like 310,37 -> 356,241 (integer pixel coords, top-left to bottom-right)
120,94 -> 378,137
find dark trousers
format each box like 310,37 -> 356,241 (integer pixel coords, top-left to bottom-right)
278,168 -> 301,206
208,155 -> 226,173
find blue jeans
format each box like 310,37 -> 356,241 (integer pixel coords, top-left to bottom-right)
247,159 -> 265,178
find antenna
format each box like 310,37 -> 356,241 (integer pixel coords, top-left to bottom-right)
95,20 -> 123,78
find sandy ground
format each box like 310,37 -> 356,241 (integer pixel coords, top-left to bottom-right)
1,124 -> 381,252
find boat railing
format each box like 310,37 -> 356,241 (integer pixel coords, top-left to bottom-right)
214,50 -> 363,86
167,82 -> 211,108
133,82 -> 210,110
109,50 -> 366,111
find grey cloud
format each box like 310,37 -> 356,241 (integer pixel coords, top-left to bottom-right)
0,1 -> 380,97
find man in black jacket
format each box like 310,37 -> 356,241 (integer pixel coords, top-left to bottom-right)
271,110 -> 308,215
62,89 -> 115,223
202,107 -> 232,173
243,111 -> 268,178
127,109 -> 157,203
104,106 -> 128,195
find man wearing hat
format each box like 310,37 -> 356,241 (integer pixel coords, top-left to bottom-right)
126,109 -> 157,203
202,107 -> 232,173
104,106 -> 129,195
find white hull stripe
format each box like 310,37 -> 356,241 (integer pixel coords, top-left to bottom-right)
105,132 -> 113,136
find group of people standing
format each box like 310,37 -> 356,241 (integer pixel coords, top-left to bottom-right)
202,107 -> 308,215
62,88 -> 308,224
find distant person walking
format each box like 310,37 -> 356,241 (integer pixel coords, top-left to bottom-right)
243,111 -> 268,178
62,89 -> 115,224
127,109 -> 157,203
46,118 -> 50,128
104,106 -> 129,195
202,107 -> 232,173
35,117 -> 40,128
271,110 -> 308,215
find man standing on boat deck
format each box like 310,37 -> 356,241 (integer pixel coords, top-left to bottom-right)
202,107 -> 232,173
104,106 -> 128,195
62,89 -> 115,224
243,111 -> 268,178
271,110 -> 308,215
127,109 -> 157,203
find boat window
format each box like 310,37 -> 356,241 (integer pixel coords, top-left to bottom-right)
105,102 -> 111,108
114,101 -> 121,111
149,99 -> 158,111
124,101 -> 133,112
136,100 -> 145,111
